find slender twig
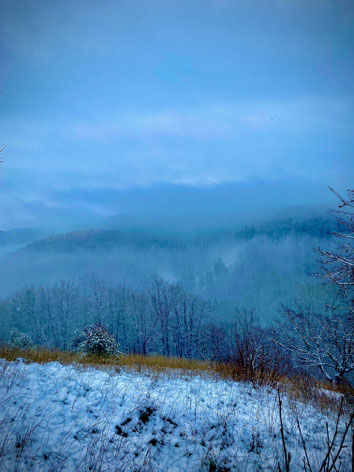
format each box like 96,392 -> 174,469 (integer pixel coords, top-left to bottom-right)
351,423 -> 353,472
296,417 -> 313,472
319,398 -> 343,472
278,389 -> 291,472
327,410 -> 354,472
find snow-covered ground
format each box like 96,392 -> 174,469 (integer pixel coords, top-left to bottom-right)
0,359 -> 351,472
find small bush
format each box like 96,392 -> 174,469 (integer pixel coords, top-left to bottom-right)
71,323 -> 120,356
9,329 -> 33,350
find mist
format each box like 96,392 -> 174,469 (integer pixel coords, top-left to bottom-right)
0,4 -> 353,469
0,0 -> 352,366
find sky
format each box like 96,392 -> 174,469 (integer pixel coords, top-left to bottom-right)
0,0 -> 353,229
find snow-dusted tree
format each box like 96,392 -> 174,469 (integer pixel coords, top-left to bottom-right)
71,323 -> 120,356
275,188 -> 353,385
317,188 -> 354,307
276,305 -> 353,385
149,276 -> 210,358
48,279 -> 79,350
83,273 -> 108,324
9,328 -> 33,350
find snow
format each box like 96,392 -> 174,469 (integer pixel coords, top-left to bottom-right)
0,359 -> 351,471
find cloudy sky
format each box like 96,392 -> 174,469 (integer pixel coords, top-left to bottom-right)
0,0 -> 353,229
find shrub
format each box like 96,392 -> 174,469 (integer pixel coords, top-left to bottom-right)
71,323 -> 120,356
9,328 -> 34,350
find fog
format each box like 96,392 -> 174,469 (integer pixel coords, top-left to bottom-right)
0,204 -> 338,331
0,179 -> 335,232
0,0 -> 352,358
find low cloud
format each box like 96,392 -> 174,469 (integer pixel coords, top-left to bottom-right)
70,97 -> 351,142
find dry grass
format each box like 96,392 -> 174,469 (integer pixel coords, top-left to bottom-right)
0,347 -> 285,383
0,347 -> 351,412
213,360 -> 287,387
0,347 -> 211,373
282,373 -> 354,413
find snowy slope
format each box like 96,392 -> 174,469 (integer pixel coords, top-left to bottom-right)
0,360 -> 351,472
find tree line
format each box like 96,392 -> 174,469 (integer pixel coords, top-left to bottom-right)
0,274 -> 233,360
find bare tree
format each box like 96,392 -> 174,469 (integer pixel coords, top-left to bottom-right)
50,279 -> 79,350
11,286 -> 39,340
129,291 -> 152,355
82,273 -> 109,324
276,305 -> 353,385
317,188 -> 354,309
150,276 -> 173,357
107,284 -> 131,352
274,188 -> 354,385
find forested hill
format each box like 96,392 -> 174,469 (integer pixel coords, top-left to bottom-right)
19,214 -> 339,254
232,214 -> 339,240
24,230 -> 186,253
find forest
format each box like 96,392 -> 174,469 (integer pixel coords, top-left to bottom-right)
0,200 -> 351,386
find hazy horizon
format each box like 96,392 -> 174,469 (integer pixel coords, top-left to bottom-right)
1,0 -> 353,230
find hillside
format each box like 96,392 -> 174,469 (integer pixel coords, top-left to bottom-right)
19,214 -> 339,254
0,214 -> 338,325
0,359 -> 351,472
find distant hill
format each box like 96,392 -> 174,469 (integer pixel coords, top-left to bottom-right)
0,213 -> 339,314
233,214 -> 339,240
17,214 -> 339,255
23,229 -> 187,253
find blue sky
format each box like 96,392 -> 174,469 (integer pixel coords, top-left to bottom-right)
0,0 -> 353,229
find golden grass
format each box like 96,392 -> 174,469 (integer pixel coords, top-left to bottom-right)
0,347 -> 211,373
